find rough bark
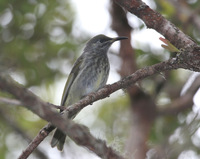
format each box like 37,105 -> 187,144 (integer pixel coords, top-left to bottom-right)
114,0 -> 200,72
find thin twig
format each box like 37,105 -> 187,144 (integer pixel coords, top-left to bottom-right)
18,123 -> 55,159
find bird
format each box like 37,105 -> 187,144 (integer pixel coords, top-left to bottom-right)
50,34 -> 128,151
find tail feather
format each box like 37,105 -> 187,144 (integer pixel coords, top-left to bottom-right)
51,129 -> 66,151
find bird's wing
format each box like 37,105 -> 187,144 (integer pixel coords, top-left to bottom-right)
61,56 -> 84,106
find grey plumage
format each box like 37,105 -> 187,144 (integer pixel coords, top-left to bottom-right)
51,34 -> 128,151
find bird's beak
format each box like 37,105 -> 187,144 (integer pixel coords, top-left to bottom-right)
112,36 -> 128,42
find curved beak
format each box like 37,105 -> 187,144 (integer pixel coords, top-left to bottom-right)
112,36 -> 128,42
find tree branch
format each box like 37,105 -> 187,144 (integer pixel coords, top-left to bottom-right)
114,0 -> 195,48
64,58 -> 181,118
18,123 -> 55,159
113,0 -> 200,72
0,58 -> 180,159
0,74 -> 125,159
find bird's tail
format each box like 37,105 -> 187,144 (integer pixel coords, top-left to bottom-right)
51,129 -> 66,151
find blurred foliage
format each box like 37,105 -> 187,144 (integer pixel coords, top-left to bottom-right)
97,95 -> 130,137
0,0 -> 85,158
0,0 -> 82,87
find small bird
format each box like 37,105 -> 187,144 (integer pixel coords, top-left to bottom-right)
51,34 -> 128,151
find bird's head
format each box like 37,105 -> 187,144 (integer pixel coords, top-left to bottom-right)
84,34 -> 128,53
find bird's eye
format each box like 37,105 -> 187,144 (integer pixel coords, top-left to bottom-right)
99,38 -> 107,43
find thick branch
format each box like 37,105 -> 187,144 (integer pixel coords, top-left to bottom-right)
113,0 -> 200,71
0,59 -> 181,119
0,75 -> 124,159
113,0 -> 195,49
0,58 -> 180,159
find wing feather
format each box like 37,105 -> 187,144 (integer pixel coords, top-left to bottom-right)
61,55 -> 84,106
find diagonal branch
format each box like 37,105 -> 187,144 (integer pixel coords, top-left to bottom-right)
113,0 -> 195,49
0,75 -> 124,159
113,0 -> 200,72
0,58 -> 180,159
64,58 -> 180,118
17,123 -> 55,159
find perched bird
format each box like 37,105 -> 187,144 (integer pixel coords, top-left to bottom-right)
51,34 -> 128,151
